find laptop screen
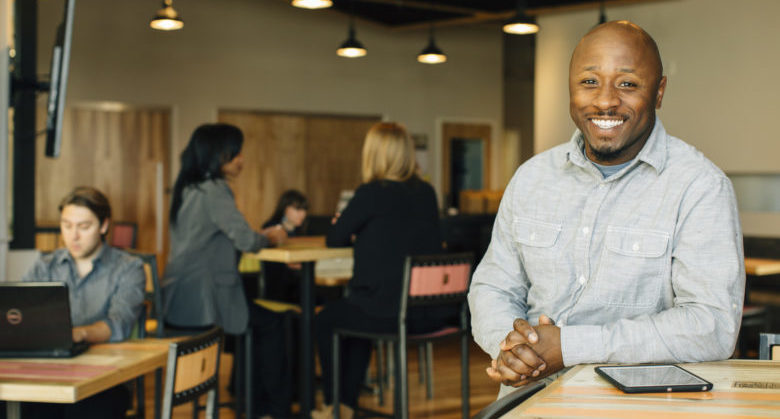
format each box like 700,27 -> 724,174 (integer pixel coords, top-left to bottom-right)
0,282 -> 75,351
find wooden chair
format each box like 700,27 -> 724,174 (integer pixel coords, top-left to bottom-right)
161,327 -> 223,419
128,251 -> 164,337
333,252 -> 473,419
471,382 -> 546,419
759,333 -> 780,360
110,221 -> 138,249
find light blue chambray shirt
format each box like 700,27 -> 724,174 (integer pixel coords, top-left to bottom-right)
468,119 -> 745,389
22,245 -> 145,342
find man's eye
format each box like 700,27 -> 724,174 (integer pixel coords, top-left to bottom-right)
581,79 -> 597,85
619,81 -> 637,88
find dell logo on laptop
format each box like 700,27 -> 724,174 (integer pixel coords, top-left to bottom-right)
6,308 -> 22,325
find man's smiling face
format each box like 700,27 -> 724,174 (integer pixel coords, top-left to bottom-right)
569,22 -> 667,165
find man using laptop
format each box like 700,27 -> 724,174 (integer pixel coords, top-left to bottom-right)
16,186 -> 145,419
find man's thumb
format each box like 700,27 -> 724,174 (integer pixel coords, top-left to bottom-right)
539,314 -> 556,325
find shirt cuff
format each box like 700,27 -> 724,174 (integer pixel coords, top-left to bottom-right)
560,324 -> 606,366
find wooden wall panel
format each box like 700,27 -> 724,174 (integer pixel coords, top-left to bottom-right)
35,105 -> 171,258
219,111 -> 307,230
219,111 -> 379,226
304,116 -> 377,215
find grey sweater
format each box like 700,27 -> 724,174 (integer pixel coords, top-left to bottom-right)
162,179 -> 267,334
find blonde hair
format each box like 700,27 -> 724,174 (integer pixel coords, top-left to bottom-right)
361,122 -> 416,183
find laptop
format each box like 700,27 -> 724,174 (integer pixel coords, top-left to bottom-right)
0,282 -> 89,358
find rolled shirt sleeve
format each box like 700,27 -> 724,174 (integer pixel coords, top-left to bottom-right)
104,256 -> 146,341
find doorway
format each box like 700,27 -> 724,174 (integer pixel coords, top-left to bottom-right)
441,122 -> 492,209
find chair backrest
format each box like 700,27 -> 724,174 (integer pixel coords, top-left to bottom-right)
399,252 -> 474,321
161,327 -> 223,419
110,221 -> 138,249
759,333 -> 780,360
471,382 -> 546,419
127,251 -> 163,337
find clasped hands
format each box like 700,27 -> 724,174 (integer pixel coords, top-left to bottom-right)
486,314 -> 564,387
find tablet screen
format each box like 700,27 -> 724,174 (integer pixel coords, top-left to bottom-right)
599,365 -> 708,387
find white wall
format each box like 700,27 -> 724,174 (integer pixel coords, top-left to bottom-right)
36,0 -> 504,202
534,0 -> 780,236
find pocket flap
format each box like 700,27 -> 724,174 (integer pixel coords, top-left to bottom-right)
513,217 -> 562,248
605,226 -> 669,258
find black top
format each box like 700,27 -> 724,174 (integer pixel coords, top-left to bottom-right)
327,177 -> 442,317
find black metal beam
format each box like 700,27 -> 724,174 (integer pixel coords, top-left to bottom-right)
10,0 -> 37,249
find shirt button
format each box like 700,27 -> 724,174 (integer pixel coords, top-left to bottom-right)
732,303 -> 738,309
578,275 -> 586,285
557,319 -> 565,327
582,227 -> 589,235
632,242 -> 640,251
529,232 -> 536,241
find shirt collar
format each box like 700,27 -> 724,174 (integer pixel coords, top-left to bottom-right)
55,241 -> 110,267
562,117 -> 668,175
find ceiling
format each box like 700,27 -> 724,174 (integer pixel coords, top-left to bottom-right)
326,0 -> 657,30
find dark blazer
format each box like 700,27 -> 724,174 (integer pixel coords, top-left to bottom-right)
326,176 -> 442,318
162,179 -> 267,334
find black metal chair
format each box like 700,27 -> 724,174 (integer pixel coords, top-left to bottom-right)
333,252 -> 473,419
759,333 -> 780,360
471,382 -> 546,419
160,327 -> 223,419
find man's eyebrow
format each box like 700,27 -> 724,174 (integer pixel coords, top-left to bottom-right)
618,68 -> 636,73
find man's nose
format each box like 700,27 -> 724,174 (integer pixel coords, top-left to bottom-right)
593,85 -> 620,110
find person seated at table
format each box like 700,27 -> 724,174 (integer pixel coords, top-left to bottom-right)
313,122 -> 449,419
261,189 -> 309,302
468,21 -> 745,398
18,186 -> 145,419
160,123 -> 291,418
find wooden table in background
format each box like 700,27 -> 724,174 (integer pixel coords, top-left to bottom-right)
244,236 -> 352,418
0,339 -> 172,419
745,257 -> 780,277
505,360 -> 780,418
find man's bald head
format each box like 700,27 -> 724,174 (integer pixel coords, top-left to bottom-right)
571,20 -> 663,86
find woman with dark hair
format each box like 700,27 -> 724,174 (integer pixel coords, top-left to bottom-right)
261,189 -> 309,302
161,123 -> 292,418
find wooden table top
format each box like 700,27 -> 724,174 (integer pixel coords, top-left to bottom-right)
0,338 -> 172,404
505,360 -> 780,418
745,257 -> 780,276
244,236 -> 352,263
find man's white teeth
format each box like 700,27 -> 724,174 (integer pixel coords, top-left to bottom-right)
592,119 -> 623,129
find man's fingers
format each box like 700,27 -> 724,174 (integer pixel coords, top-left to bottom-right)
514,318 -> 539,343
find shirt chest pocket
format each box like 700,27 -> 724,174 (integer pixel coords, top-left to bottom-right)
595,226 -> 669,308
513,217 -> 562,289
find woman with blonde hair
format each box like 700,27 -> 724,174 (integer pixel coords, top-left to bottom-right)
313,122 -> 446,419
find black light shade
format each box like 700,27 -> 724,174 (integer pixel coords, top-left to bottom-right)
417,29 -> 446,64
503,0 -> 539,35
337,24 -> 366,58
150,0 -> 183,31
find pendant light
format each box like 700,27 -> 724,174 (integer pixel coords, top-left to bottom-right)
598,1 -> 608,25
417,27 -> 446,64
503,0 -> 539,35
337,19 -> 367,58
150,0 -> 183,31
291,0 -> 333,10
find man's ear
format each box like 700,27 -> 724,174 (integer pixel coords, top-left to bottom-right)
655,76 -> 667,109
100,219 -> 110,236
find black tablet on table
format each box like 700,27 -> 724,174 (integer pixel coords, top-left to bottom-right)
595,364 -> 713,393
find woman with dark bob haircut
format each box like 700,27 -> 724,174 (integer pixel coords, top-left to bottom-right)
161,123 -> 291,418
